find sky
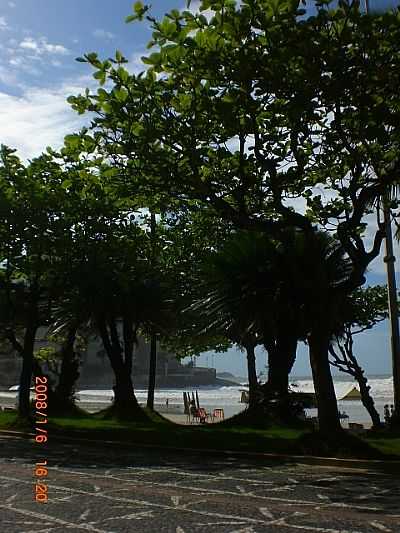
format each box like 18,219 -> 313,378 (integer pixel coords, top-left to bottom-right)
0,0 -> 399,377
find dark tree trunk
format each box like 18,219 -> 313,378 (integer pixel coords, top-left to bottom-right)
113,370 -> 138,410
147,331 -> 157,410
328,335 -> 383,430
244,342 -> 258,408
18,324 -> 37,419
282,333 -> 298,376
123,314 -> 134,377
309,330 -> 342,434
349,358 -> 382,429
98,318 -> 141,415
358,376 -> 382,429
265,333 -> 297,398
55,326 -> 80,409
32,358 -> 60,413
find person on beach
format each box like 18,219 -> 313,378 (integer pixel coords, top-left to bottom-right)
189,399 -> 197,420
384,404 -> 391,425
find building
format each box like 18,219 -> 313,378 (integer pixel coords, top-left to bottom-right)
0,332 -> 219,389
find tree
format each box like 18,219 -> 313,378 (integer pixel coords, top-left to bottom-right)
32,327 -> 85,414
56,215 -> 160,419
125,0 -> 400,432
66,0 -> 400,432
190,231 -> 283,407
190,228 -> 352,421
0,146 -> 74,418
329,285 -> 389,429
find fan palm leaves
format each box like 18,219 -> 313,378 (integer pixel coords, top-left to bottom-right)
191,227 -> 352,426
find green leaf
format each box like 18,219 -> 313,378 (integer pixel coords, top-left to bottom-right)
141,52 -> 162,66
97,88 -> 109,100
101,102 -> 113,114
114,88 -> 129,103
117,67 -> 129,83
93,70 -> 106,86
134,1 -> 144,14
61,179 -> 72,190
115,50 -> 125,63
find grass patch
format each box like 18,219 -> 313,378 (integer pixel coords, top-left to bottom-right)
367,438 -> 400,457
1,408 -> 399,460
0,408 -> 307,455
363,429 -> 400,458
0,411 -> 19,427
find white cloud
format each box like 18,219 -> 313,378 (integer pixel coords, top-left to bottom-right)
127,51 -> 148,75
0,65 -> 18,86
19,37 -> 69,56
184,0 -> 214,20
185,0 -> 202,13
0,37 -> 70,79
8,2 -> 16,8
93,29 -> 115,40
0,80 -> 91,161
0,16 -> 9,30
7,55 -> 41,77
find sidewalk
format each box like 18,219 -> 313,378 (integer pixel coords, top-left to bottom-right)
1,428 -> 400,475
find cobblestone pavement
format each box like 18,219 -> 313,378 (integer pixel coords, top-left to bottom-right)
0,434 -> 399,532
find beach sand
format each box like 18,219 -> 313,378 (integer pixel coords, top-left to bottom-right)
0,385 -> 389,429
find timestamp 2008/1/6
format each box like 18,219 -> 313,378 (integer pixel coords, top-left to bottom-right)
34,376 -> 48,503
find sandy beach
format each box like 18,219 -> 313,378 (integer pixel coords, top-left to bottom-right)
1,375 -> 394,429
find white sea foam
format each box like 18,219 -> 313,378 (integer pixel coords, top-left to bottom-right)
76,376 -> 394,404
0,375 -> 394,425
290,376 -> 394,401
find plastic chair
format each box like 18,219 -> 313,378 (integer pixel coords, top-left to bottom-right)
196,407 -> 209,423
212,408 -> 225,421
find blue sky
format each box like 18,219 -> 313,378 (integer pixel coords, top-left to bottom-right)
0,0 -> 399,377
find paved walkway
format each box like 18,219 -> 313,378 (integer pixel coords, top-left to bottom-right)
0,434 -> 399,532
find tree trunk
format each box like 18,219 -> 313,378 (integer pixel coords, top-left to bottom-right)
328,334 -> 383,430
18,324 -> 37,419
147,331 -> 157,410
282,332 -> 298,376
266,333 -> 297,397
245,342 -> 258,408
123,314 -> 134,377
309,330 -> 342,434
55,326 -> 79,409
98,318 -> 141,415
353,369 -> 382,429
113,370 -> 138,410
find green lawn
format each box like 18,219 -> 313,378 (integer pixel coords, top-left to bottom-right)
1,410 -> 399,460
364,429 -> 400,458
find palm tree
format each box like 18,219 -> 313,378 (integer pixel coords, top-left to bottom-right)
192,227 -> 353,432
277,229 -> 353,433
190,231 -> 297,409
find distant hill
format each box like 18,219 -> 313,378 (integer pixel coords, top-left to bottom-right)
216,372 -> 246,385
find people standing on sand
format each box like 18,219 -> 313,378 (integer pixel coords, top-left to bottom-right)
384,404 -> 391,425
189,399 -> 197,418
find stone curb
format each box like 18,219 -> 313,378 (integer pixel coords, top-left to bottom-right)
1,428 -> 400,474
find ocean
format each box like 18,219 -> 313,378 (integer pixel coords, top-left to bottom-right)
74,374 -> 394,426
0,375 -> 393,426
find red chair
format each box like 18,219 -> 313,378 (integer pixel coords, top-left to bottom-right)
195,407 -> 209,424
212,408 -> 225,421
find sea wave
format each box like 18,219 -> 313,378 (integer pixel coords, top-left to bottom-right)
291,376 -> 394,401
76,376 -> 394,404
